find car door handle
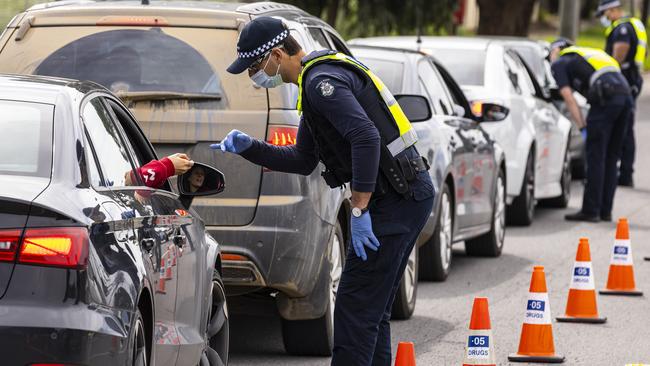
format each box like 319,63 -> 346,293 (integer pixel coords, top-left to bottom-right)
141,238 -> 156,252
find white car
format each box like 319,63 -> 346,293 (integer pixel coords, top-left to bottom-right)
350,36 -> 573,226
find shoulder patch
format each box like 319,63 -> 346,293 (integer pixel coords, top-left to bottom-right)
620,26 -> 628,35
316,79 -> 335,97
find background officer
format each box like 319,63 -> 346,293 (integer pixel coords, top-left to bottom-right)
597,0 -> 647,187
549,38 -> 633,223
212,17 -> 434,366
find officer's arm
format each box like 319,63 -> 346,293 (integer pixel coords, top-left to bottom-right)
612,42 -> 631,65
308,74 -> 381,207
239,121 -> 319,175
560,86 -> 586,129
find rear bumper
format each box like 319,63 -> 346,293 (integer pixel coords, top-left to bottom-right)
0,304 -> 131,366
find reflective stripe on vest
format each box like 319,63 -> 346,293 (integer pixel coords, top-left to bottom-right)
606,16 -> 647,69
559,46 -> 621,85
297,52 -> 417,157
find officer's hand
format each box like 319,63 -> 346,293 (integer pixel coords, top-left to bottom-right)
350,211 -> 380,261
168,153 -> 194,175
210,129 -> 253,154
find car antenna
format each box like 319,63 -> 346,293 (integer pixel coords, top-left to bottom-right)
415,0 -> 422,51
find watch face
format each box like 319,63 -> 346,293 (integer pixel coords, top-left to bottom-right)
352,207 -> 362,217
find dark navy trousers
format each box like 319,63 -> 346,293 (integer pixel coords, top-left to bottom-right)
582,94 -> 633,217
619,87 -> 640,183
331,170 -> 434,366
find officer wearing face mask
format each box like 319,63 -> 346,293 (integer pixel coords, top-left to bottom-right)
597,0 -> 647,187
211,17 -> 434,365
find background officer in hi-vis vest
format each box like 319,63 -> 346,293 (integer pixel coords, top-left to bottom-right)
549,38 -> 633,223
211,17 -> 434,365
597,0 -> 648,187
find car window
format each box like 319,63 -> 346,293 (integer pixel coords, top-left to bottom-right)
418,79 -> 437,114
307,27 -> 330,51
503,53 -> 522,95
0,100 -> 53,177
324,30 -> 352,56
82,97 -> 136,188
418,59 -> 454,115
429,48 -> 486,86
355,56 -> 404,94
84,130 -> 104,188
511,54 -> 535,97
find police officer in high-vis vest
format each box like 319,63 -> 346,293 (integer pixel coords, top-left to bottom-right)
212,17 -> 434,365
549,38 -> 633,222
597,0 -> 647,187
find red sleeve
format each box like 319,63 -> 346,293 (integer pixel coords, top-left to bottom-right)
130,158 -> 175,188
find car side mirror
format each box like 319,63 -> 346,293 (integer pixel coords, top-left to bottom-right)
472,101 -> 510,122
452,103 -> 466,117
177,162 -> 225,197
395,94 -> 432,122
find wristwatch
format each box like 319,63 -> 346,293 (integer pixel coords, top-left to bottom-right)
351,207 -> 369,218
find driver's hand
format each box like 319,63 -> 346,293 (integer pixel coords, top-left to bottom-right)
168,153 -> 194,175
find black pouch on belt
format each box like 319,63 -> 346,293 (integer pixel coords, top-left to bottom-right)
396,155 -> 430,182
321,169 -> 348,188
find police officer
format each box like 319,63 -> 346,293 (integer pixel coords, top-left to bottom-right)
549,38 -> 633,222
212,17 -> 434,365
597,0 -> 647,187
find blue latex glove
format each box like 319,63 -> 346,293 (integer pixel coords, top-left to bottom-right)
350,211 -> 380,261
580,127 -> 587,141
210,129 -> 253,154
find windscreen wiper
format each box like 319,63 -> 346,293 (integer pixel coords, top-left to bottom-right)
115,91 -> 222,102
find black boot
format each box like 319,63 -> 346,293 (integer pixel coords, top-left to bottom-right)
618,176 -> 634,187
565,211 -> 600,222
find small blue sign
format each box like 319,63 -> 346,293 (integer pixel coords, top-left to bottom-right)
614,246 -> 628,255
574,267 -> 590,276
468,335 -> 489,347
527,300 -> 545,311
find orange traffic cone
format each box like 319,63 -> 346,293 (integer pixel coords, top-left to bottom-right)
394,342 -> 416,366
156,278 -> 166,294
556,238 -> 607,323
508,266 -> 564,363
463,297 -> 495,366
600,218 -> 643,296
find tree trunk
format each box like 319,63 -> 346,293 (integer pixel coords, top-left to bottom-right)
326,0 -> 340,27
477,0 -> 538,36
642,0 -> 650,25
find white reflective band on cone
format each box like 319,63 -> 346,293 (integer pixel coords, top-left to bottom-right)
611,239 -> 634,265
523,292 -> 552,325
464,329 -> 495,363
570,261 -> 595,290
386,128 -> 418,157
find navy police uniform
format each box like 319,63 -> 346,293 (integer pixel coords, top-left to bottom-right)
227,17 -> 434,366
552,47 -> 633,219
605,16 -> 644,185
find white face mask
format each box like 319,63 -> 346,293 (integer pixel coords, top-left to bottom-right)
251,54 -> 283,88
600,15 -> 612,27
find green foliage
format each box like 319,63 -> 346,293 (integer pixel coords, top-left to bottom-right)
0,0 -> 41,29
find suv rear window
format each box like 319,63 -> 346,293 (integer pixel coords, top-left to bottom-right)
428,48 -> 486,86
0,100 -> 53,177
35,29 -> 221,96
355,57 -> 404,93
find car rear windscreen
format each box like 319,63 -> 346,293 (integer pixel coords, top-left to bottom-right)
0,100 -> 53,177
31,28 -> 223,98
356,57 -> 404,93
427,48 -> 486,86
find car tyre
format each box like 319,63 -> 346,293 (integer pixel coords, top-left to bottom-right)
201,269 -> 229,366
466,169 -> 506,257
507,150 -> 535,226
391,245 -> 418,320
281,221 -> 344,356
129,309 -> 148,366
540,146 -> 571,208
418,183 -> 453,281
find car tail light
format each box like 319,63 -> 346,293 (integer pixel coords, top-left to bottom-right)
96,16 -> 169,26
267,125 -> 298,146
222,253 -> 247,261
470,101 -> 483,117
0,229 -> 21,262
18,227 -> 89,269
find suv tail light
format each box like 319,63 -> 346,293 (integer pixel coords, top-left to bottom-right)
267,125 -> 298,146
0,227 -> 89,269
0,230 -> 21,262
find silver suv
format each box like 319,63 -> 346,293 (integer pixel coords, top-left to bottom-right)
0,1 -> 355,355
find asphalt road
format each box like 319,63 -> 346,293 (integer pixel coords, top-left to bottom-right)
228,78 -> 650,366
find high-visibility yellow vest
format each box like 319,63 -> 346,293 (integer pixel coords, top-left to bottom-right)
606,16 -> 647,69
560,46 -> 621,85
297,52 -> 417,157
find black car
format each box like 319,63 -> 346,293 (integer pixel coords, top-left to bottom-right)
0,74 -> 229,365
